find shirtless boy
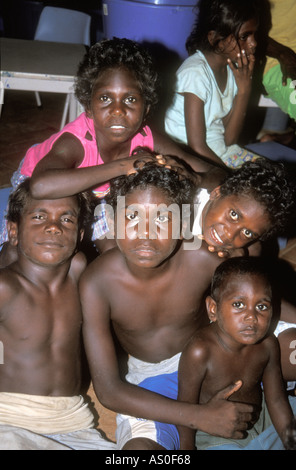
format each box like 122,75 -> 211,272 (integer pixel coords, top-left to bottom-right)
178,257 -> 296,450
80,159 -> 296,450
0,180 -> 115,450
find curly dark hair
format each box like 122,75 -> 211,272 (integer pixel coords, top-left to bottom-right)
7,179 -> 93,232
74,37 -> 159,112
186,0 -> 260,55
219,158 -> 296,240
210,256 -> 275,303
106,159 -> 196,210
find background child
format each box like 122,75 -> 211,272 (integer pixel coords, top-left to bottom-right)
165,0 -> 260,168
0,180 -> 115,450
80,160 -> 295,451
0,37 -> 214,260
178,256 -> 296,450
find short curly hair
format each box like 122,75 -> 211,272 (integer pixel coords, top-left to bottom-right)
107,160 -> 196,210
210,256 -> 275,302
74,37 -> 159,112
219,158 -> 296,240
7,179 -> 93,232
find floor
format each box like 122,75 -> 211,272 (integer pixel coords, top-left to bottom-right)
1,89 -> 296,444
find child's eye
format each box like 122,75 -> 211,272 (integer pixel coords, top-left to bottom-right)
99,95 -> 111,103
229,209 -> 238,221
242,228 -> 254,239
232,301 -> 244,309
155,214 -> 169,224
256,303 -> 269,312
124,96 -> 136,104
61,217 -> 75,224
126,212 -> 139,222
32,214 -> 45,220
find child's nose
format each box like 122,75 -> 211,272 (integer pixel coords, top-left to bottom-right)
45,221 -> 62,234
111,101 -> 125,116
244,309 -> 257,323
249,35 -> 257,52
137,221 -> 157,239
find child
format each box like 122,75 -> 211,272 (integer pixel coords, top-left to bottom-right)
165,0 -> 260,168
0,180 -> 115,450
80,160 -> 296,451
0,37 -> 214,259
178,257 -> 296,450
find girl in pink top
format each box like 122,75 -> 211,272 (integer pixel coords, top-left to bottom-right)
1,38 -> 215,257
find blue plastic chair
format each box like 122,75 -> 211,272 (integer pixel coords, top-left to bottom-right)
34,6 -> 91,129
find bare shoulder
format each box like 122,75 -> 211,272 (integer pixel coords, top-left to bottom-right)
69,251 -> 88,282
0,266 -> 21,313
262,333 -> 280,352
80,247 -> 123,289
182,242 -> 222,280
182,327 -> 213,363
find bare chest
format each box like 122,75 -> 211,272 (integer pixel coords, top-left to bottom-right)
1,282 -> 82,346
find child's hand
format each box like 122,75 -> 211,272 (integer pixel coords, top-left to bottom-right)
155,154 -> 200,185
284,418 -> 296,450
227,49 -> 255,95
207,244 -> 247,259
128,153 -> 199,185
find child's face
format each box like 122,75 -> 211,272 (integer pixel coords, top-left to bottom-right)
9,196 -> 82,267
207,273 -> 273,346
202,188 -> 270,251
115,186 -> 181,269
88,67 -> 148,146
221,18 -> 257,60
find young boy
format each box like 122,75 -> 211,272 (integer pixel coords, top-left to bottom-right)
0,180 -> 115,450
80,159 -> 296,450
178,257 -> 296,450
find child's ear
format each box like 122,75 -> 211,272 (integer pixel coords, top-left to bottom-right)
85,108 -> 92,119
209,185 -> 221,200
144,105 -> 151,119
205,295 -> 217,322
207,30 -> 219,47
7,221 -> 19,247
79,229 -> 85,243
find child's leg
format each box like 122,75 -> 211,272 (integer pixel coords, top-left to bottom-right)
116,355 -> 180,450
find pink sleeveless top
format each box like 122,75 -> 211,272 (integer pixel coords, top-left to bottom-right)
21,112 -> 154,198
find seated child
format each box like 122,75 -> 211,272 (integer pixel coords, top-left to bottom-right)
165,0 -> 260,168
0,180 -> 115,450
80,159 -> 296,450
178,256 -> 296,450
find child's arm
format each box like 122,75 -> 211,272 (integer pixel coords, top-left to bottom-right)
80,256 -> 255,436
177,337 -> 209,449
29,133 -> 159,200
266,37 -> 296,86
262,335 -> 294,448
223,51 -> 255,146
152,128 -> 226,172
183,93 -> 228,167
